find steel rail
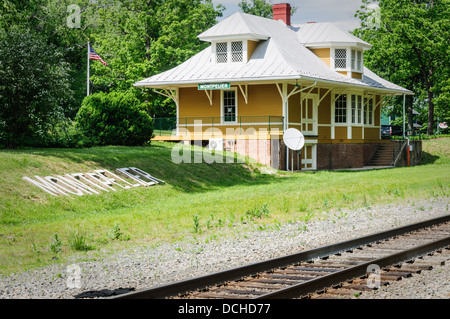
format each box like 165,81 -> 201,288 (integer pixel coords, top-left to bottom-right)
256,235 -> 450,299
113,214 -> 450,299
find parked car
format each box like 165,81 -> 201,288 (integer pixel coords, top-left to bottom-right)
381,125 -> 403,138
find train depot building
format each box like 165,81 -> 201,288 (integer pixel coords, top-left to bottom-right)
134,3 -> 414,171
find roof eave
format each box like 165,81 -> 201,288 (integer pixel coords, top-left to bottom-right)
304,42 -> 372,50
198,33 -> 269,42
133,76 -> 414,96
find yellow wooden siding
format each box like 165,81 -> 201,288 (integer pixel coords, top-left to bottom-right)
365,127 -> 380,140
335,126 -> 347,140
289,85 -> 301,123
238,84 -> 282,117
247,40 -> 259,60
374,95 -> 381,126
179,85 -> 282,119
352,72 -> 363,79
318,88 -> 331,125
318,126 -> 331,139
352,127 -> 363,139
179,87 -> 220,118
310,48 -> 330,67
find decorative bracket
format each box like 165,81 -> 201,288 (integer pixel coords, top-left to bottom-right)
238,85 -> 248,104
153,88 -> 179,106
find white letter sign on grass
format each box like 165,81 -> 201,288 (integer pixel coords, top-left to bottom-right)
23,168 -> 164,197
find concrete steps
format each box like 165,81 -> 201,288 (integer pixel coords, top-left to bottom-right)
368,142 -> 397,166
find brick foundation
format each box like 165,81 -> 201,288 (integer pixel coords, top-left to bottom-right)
216,138 -> 407,171
227,138 -> 272,167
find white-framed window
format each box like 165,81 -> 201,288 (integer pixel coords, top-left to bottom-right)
231,41 -> 243,63
351,94 -> 363,124
334,94 -> 347,123
333,48 -> 364,73
357,51 -> 363,71
216,42 -> 228,64
364,97 -> 374,125
334,48 -> 347,69
351,50 -> 356,70
214,40 -> 246,65
350,49 -> 363,72
221,89 -> 237,123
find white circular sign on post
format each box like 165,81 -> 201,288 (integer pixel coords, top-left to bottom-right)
439,123 -> 448,129
283,128 -> 305,151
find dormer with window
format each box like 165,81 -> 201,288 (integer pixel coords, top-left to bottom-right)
207,37 -> 266,65
296,22 -> 372,80
197,12 -> 269,65
332,47 -> 364,79
212,40 -> 250,64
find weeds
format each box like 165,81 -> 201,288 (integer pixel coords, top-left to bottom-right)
246,203 -> 270,220
68,230 -> 95,251
50,234 -> 62,254
107,223 -> 130,241
193,214 -> 201,233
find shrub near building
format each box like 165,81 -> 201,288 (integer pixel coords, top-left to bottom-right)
76,92 -> 153,146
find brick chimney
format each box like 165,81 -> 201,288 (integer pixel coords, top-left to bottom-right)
273,3 -> 291,26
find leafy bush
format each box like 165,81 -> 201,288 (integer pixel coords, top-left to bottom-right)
75,92 -> 153,146
0,31 -> 72,148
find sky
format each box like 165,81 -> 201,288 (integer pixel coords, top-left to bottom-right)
211,0 -> 366,31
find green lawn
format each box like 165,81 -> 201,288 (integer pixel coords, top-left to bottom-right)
0,138 -> 449,275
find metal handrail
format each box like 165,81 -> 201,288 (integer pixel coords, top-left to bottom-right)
153,116 -> 284,137
392,139 -> 407,166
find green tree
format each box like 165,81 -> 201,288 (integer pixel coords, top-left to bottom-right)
87,0 -> 224,117
0,32 -> 72,148
238,0 -> 297,18
354,0 -> 449,135
0,0 -> 101,119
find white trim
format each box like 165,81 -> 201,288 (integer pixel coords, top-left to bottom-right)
305,42 -> 372,50
331,47 -> 349,72
331,47 -> 364,76
135,76 -> 413,95
199,33 -> 269,42
212,40 -> 248,65
301,144 -> 317,170
300,93 -> 319,136
238,84 -> 248,104
204,90 -> 213,105
153,88 -> 180,134
220,88 -> 238,124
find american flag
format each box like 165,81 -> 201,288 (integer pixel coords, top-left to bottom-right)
89,45 -> 108,66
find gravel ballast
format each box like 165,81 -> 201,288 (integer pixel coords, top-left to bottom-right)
0,197 -> 449,299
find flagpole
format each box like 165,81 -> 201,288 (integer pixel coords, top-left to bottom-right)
87,38 -> 90,96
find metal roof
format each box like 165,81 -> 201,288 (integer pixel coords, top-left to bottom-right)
294,22 -> 372,50
134,12 -> 412,95
198,12 -> 270,41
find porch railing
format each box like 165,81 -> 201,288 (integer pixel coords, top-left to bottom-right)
152,116 -> 284,137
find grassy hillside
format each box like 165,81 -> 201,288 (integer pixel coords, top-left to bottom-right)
0,138 -> 449,275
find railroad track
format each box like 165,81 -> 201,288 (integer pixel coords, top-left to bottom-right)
113,214 -> 450,300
